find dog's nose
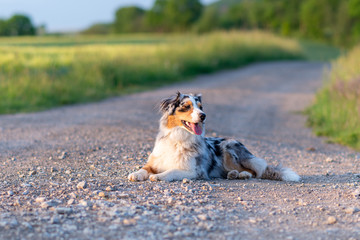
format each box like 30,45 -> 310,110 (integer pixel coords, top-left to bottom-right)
199,113 -> 206,121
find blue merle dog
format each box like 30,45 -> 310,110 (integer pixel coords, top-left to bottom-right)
128,92 -> 300,182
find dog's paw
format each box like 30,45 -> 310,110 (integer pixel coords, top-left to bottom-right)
238,171 -> 252,180
149,174 -> 175,182
227,170 -> 240,180
149,174 -> 160,182
128,169 -> 148,182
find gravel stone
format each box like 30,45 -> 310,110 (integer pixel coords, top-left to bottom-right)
51,216 -> 60,224
123,218 -> 137,226
56,207 -> 74,215
182,178 -> 191,184
35,197 -> 46,203
167,197 -> 175,204
41,200 -> 60,208
58,152 -> 68,160
69,193 -> 77,199
118,194 -> 129,199
352,188 -> 360,199
197,214 -> 208,221
79,200 -> 92,207
77,181 -> 87,189
344,207 -> 359,214
22,222 -> 33,230
326,216 -> 337,225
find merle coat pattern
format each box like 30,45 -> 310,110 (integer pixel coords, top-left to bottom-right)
128,92 -> 300,182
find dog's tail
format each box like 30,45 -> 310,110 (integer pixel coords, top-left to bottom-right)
260,163 -> 300,182
239,157 -> 300,182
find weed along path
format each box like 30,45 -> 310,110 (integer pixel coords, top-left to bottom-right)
1,61 -> 360,239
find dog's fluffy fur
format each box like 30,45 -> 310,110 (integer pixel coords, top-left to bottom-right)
128,92 -> 300,182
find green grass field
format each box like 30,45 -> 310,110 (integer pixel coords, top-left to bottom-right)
0,31 -> 305,114
307,45 -> 360,150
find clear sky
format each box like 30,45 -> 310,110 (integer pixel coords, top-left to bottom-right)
0,0 -> 217,32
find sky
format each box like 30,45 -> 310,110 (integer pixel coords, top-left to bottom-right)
0,0 -> 217,32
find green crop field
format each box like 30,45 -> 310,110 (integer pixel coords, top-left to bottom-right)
0,31 -> 306,114
307,45 -> 360,150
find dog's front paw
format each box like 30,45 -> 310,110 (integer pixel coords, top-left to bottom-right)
149,174 -> 174,182
149,174 -> 160,182
128,169 -> 148,182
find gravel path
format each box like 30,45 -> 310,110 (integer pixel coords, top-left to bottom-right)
1,61 -> 359,240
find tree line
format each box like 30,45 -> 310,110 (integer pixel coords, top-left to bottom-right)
83,0 -> 203,35
0,15 -> 36,36
2,0 -> 359,47
200,0 -> 360,46
84,0 -> 360,47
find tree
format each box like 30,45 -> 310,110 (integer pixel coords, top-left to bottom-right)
349,0 -> 360,41
193,7 -> 219,32
113,6 -> 146,33
6,15 -> 35,36
0,19 -> 10,36
146,0 -> 203,32
219,3 -> 247,30
278,0 -> 302,36
300,0 -> 341,41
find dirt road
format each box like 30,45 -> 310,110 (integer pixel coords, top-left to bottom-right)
1,61 -> 359,240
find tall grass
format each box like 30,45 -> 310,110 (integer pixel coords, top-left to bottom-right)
0,31 -> 303,114
307,46 -> 360,150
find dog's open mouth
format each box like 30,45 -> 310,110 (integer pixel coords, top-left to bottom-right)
181,120 -> 202,135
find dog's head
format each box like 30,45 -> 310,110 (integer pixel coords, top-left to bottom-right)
160,92 -> 206,135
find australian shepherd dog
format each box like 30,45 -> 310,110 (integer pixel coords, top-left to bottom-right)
128,92 -> 300,182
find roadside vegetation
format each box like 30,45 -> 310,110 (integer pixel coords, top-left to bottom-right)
307,45 -> 360,150
0,31 -> 303,114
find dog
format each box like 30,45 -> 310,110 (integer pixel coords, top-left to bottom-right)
128,92 -> 300,182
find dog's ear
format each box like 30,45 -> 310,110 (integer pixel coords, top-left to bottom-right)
159,92 -> 181,114
195,93 -> 202,103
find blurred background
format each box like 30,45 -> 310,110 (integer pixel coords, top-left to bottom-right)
0,0 -> 360,149
0,0 -> 359,46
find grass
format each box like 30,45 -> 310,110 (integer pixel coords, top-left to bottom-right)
298,40 -> 343,61
0,31 -> 304,114
306,45 -> 360,150
0,34 -> 167,47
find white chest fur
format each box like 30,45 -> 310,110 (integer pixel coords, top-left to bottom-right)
151,128 -> 199,173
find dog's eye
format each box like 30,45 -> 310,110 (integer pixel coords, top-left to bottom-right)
178,104 -> 191,112
179,105 -> 191,111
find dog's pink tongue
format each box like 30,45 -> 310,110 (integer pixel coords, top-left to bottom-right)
190,123 -> 202,135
